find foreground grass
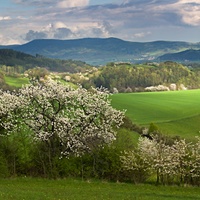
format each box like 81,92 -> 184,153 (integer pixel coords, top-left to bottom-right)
0,178 -> 200,200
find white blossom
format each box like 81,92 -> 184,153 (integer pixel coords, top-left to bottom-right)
0,80 -> 125,156
121,136 -> 200,184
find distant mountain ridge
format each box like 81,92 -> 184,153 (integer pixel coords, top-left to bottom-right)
0,37 -> 200,65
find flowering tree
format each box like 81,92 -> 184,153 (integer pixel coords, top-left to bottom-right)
0,80 -> 124,158
121,136 -> 200,185
121,137 -> 175,184
191,137 -> 200,184
0,90 -> 24,133
172,139 -> 200,184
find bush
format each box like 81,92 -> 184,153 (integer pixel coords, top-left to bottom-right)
0,154 -> 9,178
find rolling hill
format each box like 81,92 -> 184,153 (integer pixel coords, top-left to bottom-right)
0,37 -> 198,65
0,49 -> 92,73
111,90 -> 200,140
158,49 -> 200,62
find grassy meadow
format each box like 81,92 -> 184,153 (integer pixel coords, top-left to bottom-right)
0,178 -> 200,200
111,89 -> 200,140
4,76 -> 29,88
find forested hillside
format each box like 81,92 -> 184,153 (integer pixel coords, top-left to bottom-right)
0,49 -> 92,73
1,48 -> 200,93
158,49 -> 200,62
82,62 -> 200,92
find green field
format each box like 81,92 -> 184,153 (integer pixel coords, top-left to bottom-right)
0,178 -> 199,200
4,76 -> 29,88
111,90 -> 200,139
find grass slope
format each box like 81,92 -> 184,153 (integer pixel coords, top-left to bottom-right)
156,115 -> 200,140
0,178 -> 199,200
111,90 -> 200,139
4,76 -> 29,88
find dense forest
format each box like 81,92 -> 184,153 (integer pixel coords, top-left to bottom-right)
81,62 -> 200,92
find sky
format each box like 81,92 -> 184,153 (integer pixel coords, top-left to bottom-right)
1,0 -> 200,45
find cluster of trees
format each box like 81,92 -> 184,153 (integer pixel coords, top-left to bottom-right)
0,65 -> 25,75
82,62 -> 200,92
0,80 -> 125,178
121,136 -> 200,185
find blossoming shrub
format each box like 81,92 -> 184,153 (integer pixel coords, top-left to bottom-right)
121,136 -> 200,185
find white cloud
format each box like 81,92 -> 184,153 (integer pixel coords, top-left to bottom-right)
178,0 -> 200,3
73,21 -> 115,38
0,16 -> 11,21
133,32 -> 151,39
152,0 -> 200,26
16,16 -> 27,20
57,0 -> 89,8
12,0 -> 89,9
52,22 -> 67,29
0,34 -> 21,45
176,0 -> 200,26
180,5 -> 200,25
23,21 -> 77,41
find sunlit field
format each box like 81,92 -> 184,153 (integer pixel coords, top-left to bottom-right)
111,89 -> 200,139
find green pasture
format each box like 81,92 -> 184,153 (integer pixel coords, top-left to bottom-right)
111,90 -> 200,139
4,76 -> 29,88
57,79 -> 78,89
0,178 -> 199,200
